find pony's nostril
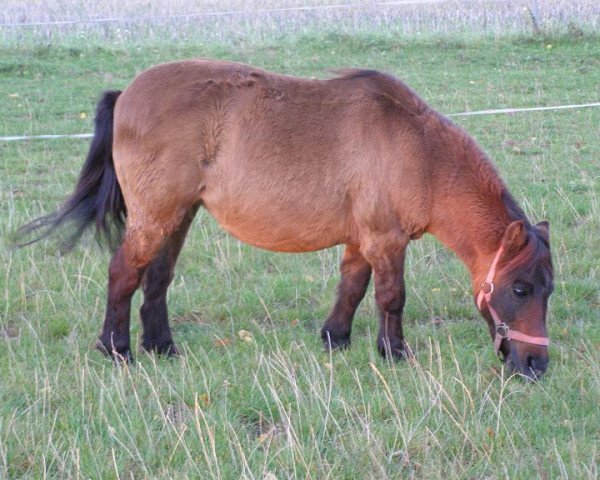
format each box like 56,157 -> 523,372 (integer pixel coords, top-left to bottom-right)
526,355 -> 548,376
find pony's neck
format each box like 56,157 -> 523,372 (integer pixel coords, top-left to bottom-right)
424,115 -> 528,284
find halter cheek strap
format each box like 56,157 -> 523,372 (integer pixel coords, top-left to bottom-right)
476,246 -> 550,355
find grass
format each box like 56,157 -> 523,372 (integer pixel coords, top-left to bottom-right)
2,0 -> 599,46
1,29 -> 599,479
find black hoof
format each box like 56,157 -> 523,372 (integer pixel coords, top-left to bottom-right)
377,337 -> 408,361
96,339 -> 134,364
321,328 -> 351,351
142,340 -> 180,357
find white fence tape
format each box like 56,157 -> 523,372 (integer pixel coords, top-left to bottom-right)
1,133 -> 94,142
447,102 -> 600,117
1,1 -> 453,28
2,101 -> 599,142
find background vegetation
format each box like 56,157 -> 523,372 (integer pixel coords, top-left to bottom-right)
1,1 -> 599,478
2,0 -> 599,46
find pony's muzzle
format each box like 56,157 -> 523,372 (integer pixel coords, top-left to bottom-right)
525,353 -> 548,379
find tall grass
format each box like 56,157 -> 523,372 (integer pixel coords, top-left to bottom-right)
1,0 -> 599,47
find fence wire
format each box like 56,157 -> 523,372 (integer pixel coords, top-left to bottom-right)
3,102 -> 599,142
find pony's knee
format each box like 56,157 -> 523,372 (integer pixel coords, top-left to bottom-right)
375,284 -> 406,312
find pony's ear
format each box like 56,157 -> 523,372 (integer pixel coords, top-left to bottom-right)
501,220 -> 528,254
535,220 -> 550,244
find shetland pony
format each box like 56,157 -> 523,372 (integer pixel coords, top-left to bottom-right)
18,60 -> 553,379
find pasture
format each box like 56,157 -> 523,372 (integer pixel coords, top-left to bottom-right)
1,3 -> 599,478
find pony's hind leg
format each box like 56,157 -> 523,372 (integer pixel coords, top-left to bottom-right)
321,244 -> 372,350
97,215 -> 185,362
139,204 -> 200,355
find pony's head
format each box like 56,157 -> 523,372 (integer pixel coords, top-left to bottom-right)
477,220 -> 553,380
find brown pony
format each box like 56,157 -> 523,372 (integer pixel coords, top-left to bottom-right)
17,60 -> 554,379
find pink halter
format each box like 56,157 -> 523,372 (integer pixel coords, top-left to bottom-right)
477,246 -> 550,355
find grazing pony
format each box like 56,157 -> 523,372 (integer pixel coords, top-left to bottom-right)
17,60 -> 554,379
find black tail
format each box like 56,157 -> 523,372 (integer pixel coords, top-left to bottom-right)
15,90 -> 126,252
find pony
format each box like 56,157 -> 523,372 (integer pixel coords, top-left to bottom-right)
17,60 -> 554,379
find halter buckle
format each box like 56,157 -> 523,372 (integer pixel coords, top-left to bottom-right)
481,280 -> 494,294
496,322 -> 510,338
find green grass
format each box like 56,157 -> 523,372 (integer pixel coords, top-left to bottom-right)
1,32 -> 599,479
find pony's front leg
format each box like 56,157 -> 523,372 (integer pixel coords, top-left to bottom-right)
321,244 -> 372,350
361,234 -> 409,360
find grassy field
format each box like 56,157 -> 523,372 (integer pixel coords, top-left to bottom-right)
1,25 -> 599,480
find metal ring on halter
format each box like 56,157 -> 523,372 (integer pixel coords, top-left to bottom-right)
496,323 -> 509,338
481,280 -> 494,294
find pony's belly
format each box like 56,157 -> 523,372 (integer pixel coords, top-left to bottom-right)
203,202 -> 347,253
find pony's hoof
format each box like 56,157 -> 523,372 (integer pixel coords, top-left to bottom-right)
377,337 -> 410,361
321,329 -> 351,351
95,339 -> 134,364
142,340 -> 180,357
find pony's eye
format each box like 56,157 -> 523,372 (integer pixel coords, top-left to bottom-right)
513,286 -> 528,298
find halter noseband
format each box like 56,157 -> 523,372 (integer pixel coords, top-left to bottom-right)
476,246 -> 550,355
